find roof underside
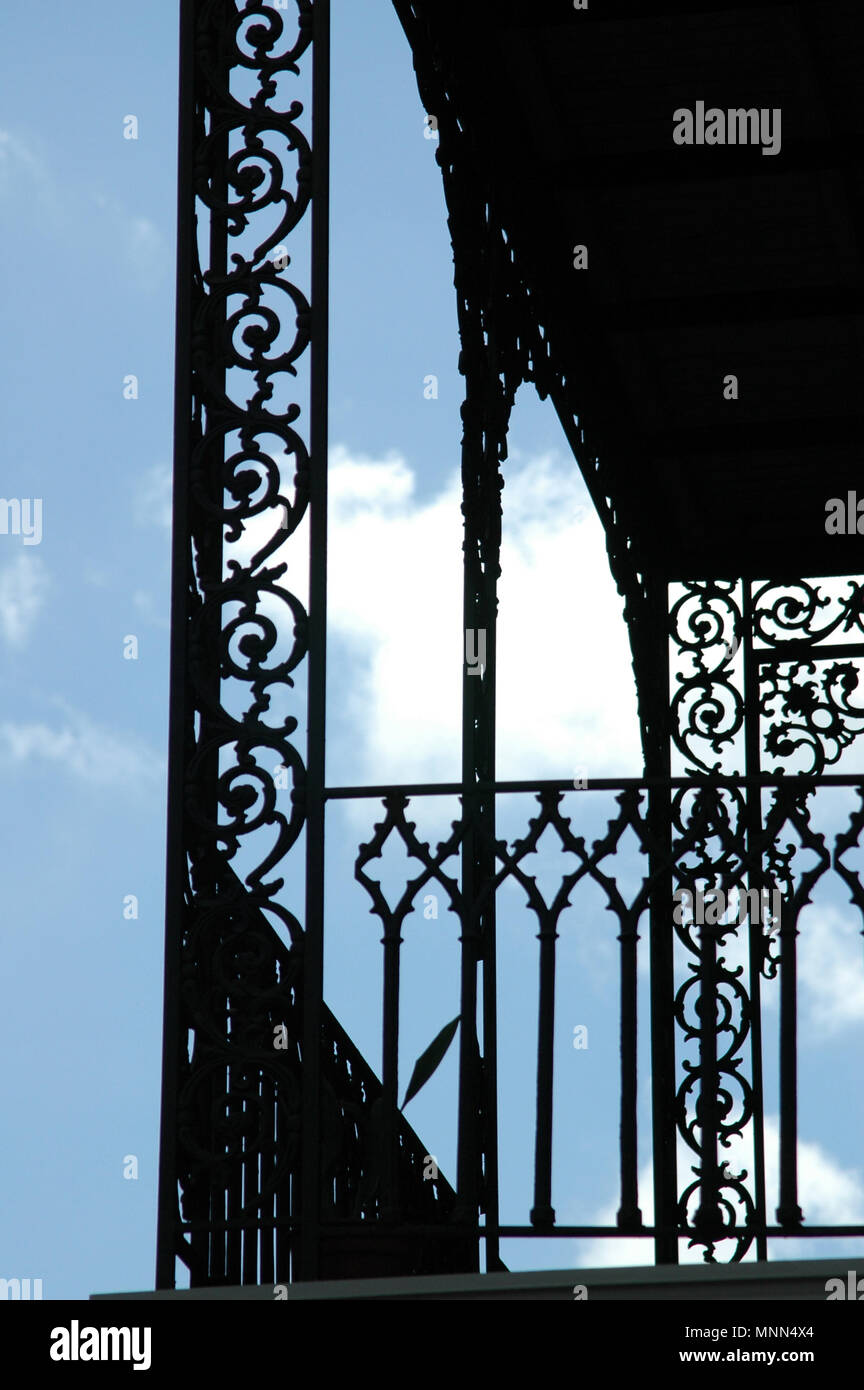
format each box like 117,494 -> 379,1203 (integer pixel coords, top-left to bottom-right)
423,0 -> 864,582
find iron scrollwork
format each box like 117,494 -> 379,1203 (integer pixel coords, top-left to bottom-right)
670,581 -> 743,774
162,0 -> 321,1289
755,580 -> 864,775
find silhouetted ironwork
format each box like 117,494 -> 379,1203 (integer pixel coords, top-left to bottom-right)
157,0 -> 864,1286
157,0 -> 461,1286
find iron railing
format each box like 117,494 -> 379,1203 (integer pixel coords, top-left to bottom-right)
156,0 -> 864,1285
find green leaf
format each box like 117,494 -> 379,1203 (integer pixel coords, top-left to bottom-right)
401,1016 -> 460,1109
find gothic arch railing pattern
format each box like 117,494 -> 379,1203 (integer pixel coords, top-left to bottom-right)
343,776 -> 864,1261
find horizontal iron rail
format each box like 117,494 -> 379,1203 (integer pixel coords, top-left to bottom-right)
325,774 -> 864,798
178,1219 -> 300,1234
176,1219 -> 864,1239
753,642 -> 864,664
174,1210 -> 864,1238
495,1226 -> 864,1239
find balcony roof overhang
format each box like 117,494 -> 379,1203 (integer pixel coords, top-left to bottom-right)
401,0 -> 864,583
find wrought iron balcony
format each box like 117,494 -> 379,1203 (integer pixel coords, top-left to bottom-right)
156,1 -> 864,1289
162,761 -> 864,1282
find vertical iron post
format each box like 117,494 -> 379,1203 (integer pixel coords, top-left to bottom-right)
156,0 -> 195,1290
646,575 -> 679,1264
299,0 -> 330,1282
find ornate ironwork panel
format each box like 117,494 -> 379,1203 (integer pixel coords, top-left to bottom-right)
157,0 -> 459,1289
157,0 -> 864,1288
390,0 -> 864,1270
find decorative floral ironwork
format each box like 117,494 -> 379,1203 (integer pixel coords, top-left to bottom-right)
761,660 -> 864,775
753,579 -> 864,648
753,580 -> 864,775
669,581 -> 744,774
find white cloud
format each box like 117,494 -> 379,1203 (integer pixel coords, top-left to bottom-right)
0,707 -> 165,789
0,554 -> 50,644
571,1115 -> 864,1269
330,449 -> 415,514
796,902 -> 864,1034
217,443 -> 640,795
323,443 -> 641,787
789,1126 -> 864,1227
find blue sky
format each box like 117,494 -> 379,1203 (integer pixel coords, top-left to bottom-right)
0,1 -> 861,1300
